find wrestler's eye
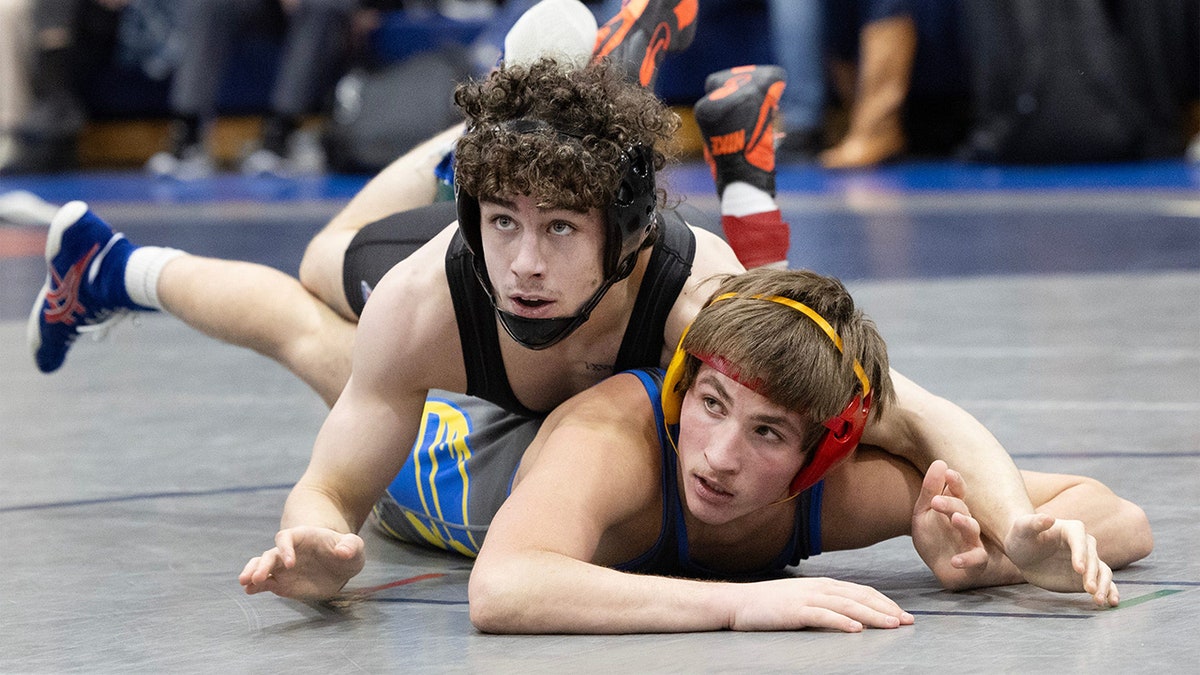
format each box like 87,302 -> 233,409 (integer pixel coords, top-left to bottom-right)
701,395 -> 724,415
492,215 -> 517,231
753,424 -> 784,442
548,220 -> 575,236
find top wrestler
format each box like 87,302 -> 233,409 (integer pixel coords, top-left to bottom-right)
26,1 -> 1137,606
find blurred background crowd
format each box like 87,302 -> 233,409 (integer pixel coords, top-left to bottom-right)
0,0 -> 1196,178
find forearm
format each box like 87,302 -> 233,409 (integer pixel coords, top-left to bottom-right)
878,372 -> 1034,544
469,552 -> 736,634
279,479 -> 364,534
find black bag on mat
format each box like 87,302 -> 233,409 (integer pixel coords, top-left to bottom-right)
324,48 -> 470,173
958,0 -> 1186,164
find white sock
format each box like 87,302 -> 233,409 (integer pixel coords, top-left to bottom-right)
504,0 -> 597,68
720,181 -> 778,217
125,246 -> 185,310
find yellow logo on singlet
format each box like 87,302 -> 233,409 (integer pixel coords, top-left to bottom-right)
398,400 -> 480,556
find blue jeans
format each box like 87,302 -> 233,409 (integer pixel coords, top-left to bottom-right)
766,0 -> 824,131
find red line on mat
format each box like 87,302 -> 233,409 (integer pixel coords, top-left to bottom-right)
353,573 -> 446,595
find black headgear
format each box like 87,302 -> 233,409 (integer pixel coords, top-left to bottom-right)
454,118 -> 659,349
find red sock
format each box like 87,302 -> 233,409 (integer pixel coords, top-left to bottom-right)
721,210 -> 789,268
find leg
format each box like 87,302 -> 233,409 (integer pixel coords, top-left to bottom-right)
0,0 -> 34,135
247,0 -> 356,173
28,202 -> 353,406
767,0 -> 826,160
156,256 -> 355,406
1021,470 -> 1153,570
694,65 -> 790,269
298,123 -> 463,320
820,12 -> 914,168
149,0 -> 265,177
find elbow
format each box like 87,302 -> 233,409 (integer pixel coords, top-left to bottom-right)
467,563 -> 525,634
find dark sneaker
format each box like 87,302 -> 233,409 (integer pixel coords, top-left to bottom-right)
593,0 -> 698,89
694,65 -> 787,197
28,202 -> 136,373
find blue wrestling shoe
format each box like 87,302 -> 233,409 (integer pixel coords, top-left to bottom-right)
694,65 -> 787,197
593,0 -> 698,90
28,201 -> 142,373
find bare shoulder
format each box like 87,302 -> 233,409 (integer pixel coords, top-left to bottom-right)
659,224 -> 745,355
352,225 -> 466,394
518,372 -> 663,501
486,372 -> 665,563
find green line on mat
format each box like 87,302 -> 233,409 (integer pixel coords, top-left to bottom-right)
1107,588 -> 1183,610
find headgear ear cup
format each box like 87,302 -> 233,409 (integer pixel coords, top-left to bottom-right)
789,392 -> 872,493
660,325 -> 691,425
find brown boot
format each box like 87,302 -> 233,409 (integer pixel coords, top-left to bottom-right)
821,15 -> 915,169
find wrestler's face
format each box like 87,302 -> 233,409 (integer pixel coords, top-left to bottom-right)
478,194 -> 607,321
675,364 -> 809,527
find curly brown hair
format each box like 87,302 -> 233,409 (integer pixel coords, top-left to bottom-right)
452,58 -> 679,212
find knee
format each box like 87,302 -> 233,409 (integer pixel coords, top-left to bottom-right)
298,231 -> 339,295
1113,498 -> 1154,568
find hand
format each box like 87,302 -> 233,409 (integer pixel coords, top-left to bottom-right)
911,460 -> 993,590
239,526 -> 366,601
729,577 -> 914,632
1004,513 -> 1119,607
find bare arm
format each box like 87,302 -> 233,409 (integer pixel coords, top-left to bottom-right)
469,376 -> 911,634
822,449 -> 1149,607
948,469 -> 1152,603
862,370 -> 1034,547
240,260 -> 462,599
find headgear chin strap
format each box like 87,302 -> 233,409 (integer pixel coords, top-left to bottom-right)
455,119 -> 658,350
660,292 -> 873,495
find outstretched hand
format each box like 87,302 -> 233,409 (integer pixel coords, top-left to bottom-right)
729,577 -> 914,632
1004,513 -> 1119,607
911,460 -> 993,589
239,526 -> 366,601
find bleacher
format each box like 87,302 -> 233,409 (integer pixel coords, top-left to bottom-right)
76,3 -> 773,169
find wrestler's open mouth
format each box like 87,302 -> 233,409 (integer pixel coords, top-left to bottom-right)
514,297 -> 550,309
696,475 -> 734,500
508,295 -> 557,318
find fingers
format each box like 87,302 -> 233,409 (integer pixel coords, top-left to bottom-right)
1075,530 -> 1119,607
948,512 -> 989,569
915,461 -> 944,513
1095,566 -> 1119,608
942,466 -> 966,498
818,579 -> 914,629
239,554 -> 284,595
1030,512 -> 1056,535
334,532 -> 365,559
274,529 -> 299,568
239,548 -> 286,588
